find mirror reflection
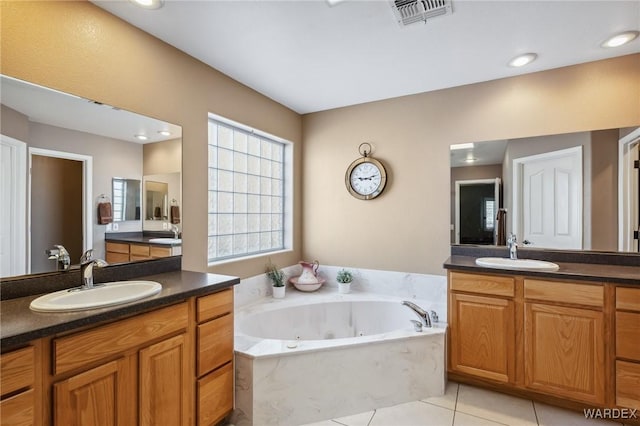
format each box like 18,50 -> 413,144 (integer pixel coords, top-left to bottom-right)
450,127 -> 640,253
0,75 -> 182,278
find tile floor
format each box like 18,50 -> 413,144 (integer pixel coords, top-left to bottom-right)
302,382 -> 629,426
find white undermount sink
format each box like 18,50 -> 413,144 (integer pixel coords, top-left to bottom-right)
29,281 -> 162,312
147,238 -> 182,244
475,257 -> 560,272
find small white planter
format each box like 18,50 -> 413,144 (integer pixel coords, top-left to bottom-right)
338,282 -> 351,294
272,285 -> 286,299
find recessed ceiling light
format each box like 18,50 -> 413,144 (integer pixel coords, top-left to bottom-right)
135,134 -> 148,141
130,0 -> 164,10
451,142 -> 474,151
508,53 -> 537,68
158,130 -> 171,136
464,157 -> 477,163
601,31 -> 639,48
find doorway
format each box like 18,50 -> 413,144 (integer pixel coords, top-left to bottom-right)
454,178 -> 501,245
28,148 -> 92,273
618,127 -> 640,252
1,135 -> 27,277
512,146 -> 583,250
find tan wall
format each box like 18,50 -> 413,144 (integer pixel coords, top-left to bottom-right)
591,129 -> 619,251
0,105 -> 29,141
1,1 -> 303,278
143,138 -> 181,175
302,54 -> 640,274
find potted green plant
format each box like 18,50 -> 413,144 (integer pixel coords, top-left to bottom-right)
266,262 -> 286,298
336,269 -> 353,294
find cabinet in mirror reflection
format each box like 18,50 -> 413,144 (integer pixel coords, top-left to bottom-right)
0,75 -> 182,279
450,127 -> 640,253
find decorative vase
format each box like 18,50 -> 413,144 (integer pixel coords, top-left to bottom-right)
338,282 -> 351,294
273,285 -> 286,299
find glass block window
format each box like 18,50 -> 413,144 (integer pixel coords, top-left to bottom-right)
207,116 -> 288,262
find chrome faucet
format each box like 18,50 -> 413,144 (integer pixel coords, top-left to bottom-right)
171,224 -> 180,239
402,301 -> 432,328
46,245 -> 71,271
507,233 -> 518,260
79,249 -> 108,289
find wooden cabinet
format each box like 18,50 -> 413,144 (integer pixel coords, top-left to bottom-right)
196,289 -> 234,426
0,345 -> 37,426
106,241 -> 181,263
51,302 -> 192,425
616,286 -> 640,410
449,271 -> 609,407
449,292 -> 515,383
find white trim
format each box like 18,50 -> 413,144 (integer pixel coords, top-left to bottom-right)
28,148 -> 93,264
618,127 -> 640,251
454,178 -> 501,244
0,135 -> 27,277
512,146 -> 583,248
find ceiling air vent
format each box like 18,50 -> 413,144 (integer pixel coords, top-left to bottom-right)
391,0 -> 452,26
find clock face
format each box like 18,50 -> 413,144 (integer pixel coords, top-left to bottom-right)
345,158 -> 387,200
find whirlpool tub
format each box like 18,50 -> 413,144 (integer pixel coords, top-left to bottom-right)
233,293 -> 446,426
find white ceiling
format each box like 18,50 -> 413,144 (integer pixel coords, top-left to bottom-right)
93,0 -> 640,114
1,76 -> 181,144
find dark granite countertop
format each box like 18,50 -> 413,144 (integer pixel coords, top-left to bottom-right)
105,232 -> 182,247
0,270 -> 239,351
444,255 -> 640,285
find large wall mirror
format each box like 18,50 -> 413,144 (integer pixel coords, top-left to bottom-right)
0,75 -> 182,278
450,127 -> 640,254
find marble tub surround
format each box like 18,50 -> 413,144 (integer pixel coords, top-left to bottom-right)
233,290 -> 446,426
234,264 -> 447,318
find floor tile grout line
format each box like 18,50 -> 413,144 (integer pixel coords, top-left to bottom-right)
532,399 -> 540,425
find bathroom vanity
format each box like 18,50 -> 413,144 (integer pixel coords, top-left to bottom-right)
445,252 -> 640,415
0,269 -> 237,426
105,232 -> 182,263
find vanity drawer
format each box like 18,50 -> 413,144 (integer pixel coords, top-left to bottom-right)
197,362 -> 233,426
450,272 -> 514,297
54,302 -> 188,375
617,287 -> 640,312
0,389 -> 34,426
197,289 -> 233,323
197,314 -> 233,377
105,242 -> 130,254
616,360 -> 640,409
1,346 -> 34,396
129,244 -> 150,257
616,311 -> 640,361
150,246 -> 172,258
524,279 -> 603,307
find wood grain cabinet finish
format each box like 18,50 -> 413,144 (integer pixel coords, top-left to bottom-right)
1,346 -> 36,426
524,303 -> 604,404
448,271 -> 616,409
615,286 -> 640,410
196,289 -> 234,425
449,292 -> 515,383
105,241 -> 180,263
54,358 -> 135,426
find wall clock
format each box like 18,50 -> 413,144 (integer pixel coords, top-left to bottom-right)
345,143 -> 388,200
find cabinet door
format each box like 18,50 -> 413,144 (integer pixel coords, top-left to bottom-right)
139,334 -> 189,426
54,358 -> 135,426
0,389 -> 34,426
524,303 -> 604,404
198,362 -> 233,426
450,293 -> 515,383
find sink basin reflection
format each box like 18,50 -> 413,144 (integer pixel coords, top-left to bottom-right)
475,257 -> 560,272
148,238 -> 182,244
29,281 -> 162,312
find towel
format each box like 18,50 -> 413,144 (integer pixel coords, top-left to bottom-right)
171,205 -> 181,224
496,208 -> 507,246
154,206 -> 162,219
98,202 -> 113,225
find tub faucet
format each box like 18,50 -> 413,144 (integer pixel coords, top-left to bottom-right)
46,245 -> 71,271
507,233 -> 518,260
402,301 -> 432,328
79,249 -> 108,289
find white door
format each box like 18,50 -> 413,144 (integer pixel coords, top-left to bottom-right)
513,146 -> 582,250
0,135 -> 27,277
